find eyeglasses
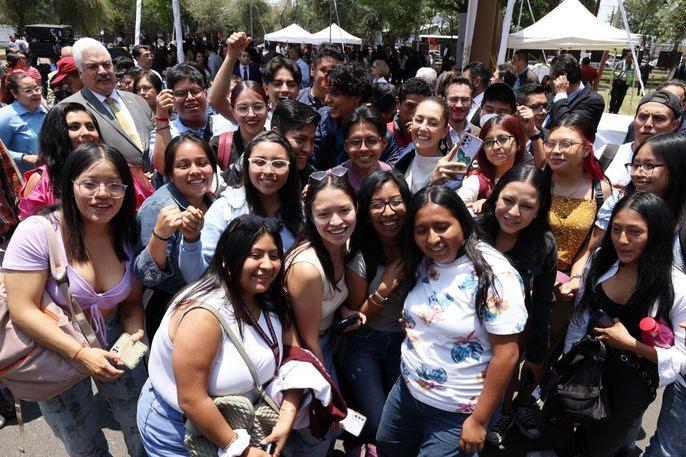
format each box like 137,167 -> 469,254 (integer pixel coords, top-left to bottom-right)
309,166 -> 348,183
234,103 -> 267,116
247,157 -> 290,173
346,136 -> 383,150
73,180 -> 128,198
172,87 -> 204,100
369,197 -> 405,213
17,86 -> 42,95
483,135 -> 515,150
625,162 -> 666,175
543,139 -> 584,154
527,103 -> 549,113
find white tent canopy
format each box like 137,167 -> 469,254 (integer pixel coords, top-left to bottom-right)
265,23 -> 317,44
311,23 -> 362,45
507,0 -> 640,50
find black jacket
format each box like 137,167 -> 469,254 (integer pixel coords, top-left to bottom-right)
548,84 -> 605,131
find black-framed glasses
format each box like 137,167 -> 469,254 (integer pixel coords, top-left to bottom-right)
625,162 -> 666,175
346,136 -> 383,150
527,102 -> 549,113
172,87 -> 204,100
309,166 -> 348,183
72,180 -> 128,198
369,197 -> 405,213
543,139 -> 584,154
483,135 -> 515,150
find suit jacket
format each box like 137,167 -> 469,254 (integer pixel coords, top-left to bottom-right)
548,84 -> 605,132
62,87 -> 154,169
516,67 -> 540,88
233,62 -> 263,84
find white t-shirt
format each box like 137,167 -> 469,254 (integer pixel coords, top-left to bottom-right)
404,154 -> 442,193
148,287 -> 283,412
400,243 -> 528,412
595,142 -> 635,188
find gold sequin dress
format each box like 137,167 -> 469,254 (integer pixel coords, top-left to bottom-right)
548,195 -> 597,272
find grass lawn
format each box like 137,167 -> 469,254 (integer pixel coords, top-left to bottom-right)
596,69 -> 672,115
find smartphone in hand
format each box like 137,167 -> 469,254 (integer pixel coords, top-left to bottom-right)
330,314 -> 361,334
110,333 -> 148,369
590,309 -> 615,330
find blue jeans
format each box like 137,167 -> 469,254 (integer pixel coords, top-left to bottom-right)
644,373 -> 686,457
376,379 -> 476,457
137,380 -> 188,457
342,326 -> 403,433
37,312 -> 147,457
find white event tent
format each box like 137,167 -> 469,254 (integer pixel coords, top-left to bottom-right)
311,23 -> 362,45
264,23 -> 317,44
506,0 -> 640,51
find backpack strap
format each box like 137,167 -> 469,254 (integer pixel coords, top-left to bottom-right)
361,249 -> 378,285
35,216 -> 102,349
476,172 -> 491,200
598,144 -> 619,172
592,179 -> 605,213
182,303 -> 279,412
217,131 -> 234,170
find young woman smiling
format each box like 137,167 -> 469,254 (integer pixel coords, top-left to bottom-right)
134,134 -> 216,340
284,168 -> 364,456
138,215 -> 301,457
477,165 -> 557,445
457,114 -> 528,212
376,186 -> 527,457
3,144 -> 147,456
342,170 -> 412,438
563,192 -> 686,457
180,131 -> 303,283
340,105 -> 392,191
394,97 -> 450,193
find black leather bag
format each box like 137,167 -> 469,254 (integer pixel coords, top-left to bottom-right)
549,335 -> 610,426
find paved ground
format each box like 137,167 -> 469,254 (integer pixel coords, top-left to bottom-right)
0,386 -> 662,456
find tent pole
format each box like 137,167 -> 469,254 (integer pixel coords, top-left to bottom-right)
497,0 -> 517,64
333,0 -> 344,51
616,0 -> 644,95
523,0 -> 546,64
134,0 -> 142,46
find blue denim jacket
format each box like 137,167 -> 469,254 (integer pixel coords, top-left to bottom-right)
133,183 -> 215,294
178,186 -> 297,283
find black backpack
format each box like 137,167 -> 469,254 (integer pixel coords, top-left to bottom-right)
548,335 -> 610,426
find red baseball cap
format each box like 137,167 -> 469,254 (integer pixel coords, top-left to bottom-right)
51,57 -> 78,87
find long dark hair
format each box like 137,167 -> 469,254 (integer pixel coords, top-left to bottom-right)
240,130 -> 303,236
624,133 -> 686,225
177,214 -> 292,334
401,185 -> 496,319
59,144 -> 138,263
289,171 -> 356,290
350,170 -> 411,269
39,102 -> 102,197
575,192 -> 675,336
478,164 -> 552,247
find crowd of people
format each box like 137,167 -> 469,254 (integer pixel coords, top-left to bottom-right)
0,29 -> 685,457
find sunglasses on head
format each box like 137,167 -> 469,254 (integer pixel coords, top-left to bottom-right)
308,166 -> 348,183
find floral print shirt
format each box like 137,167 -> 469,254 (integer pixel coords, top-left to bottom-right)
400,242 -> 528,413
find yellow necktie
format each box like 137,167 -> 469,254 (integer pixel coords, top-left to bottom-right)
105,97 -> 143,152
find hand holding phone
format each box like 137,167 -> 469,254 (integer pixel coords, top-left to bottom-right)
330,314 -> 361,334
110,333 -> 148,369
590,309 -> 615,330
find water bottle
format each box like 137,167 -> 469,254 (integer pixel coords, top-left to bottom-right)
639,317 -> 674,349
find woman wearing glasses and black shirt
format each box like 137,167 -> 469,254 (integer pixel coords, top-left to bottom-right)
179,131 -> 302,283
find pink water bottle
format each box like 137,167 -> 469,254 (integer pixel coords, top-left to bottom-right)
639,317 -> 675,349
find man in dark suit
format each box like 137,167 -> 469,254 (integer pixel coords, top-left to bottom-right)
546,53 -> 605,131
63,37 -> 155,170
232,48 -> 262,83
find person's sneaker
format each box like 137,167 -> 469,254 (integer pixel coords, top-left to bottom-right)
515,403 -> 543,440
487,412 -> 514,446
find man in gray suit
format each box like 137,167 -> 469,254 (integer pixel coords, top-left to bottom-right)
62,38 -> 155,170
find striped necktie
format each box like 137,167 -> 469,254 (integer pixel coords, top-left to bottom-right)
105,97 -> 143,152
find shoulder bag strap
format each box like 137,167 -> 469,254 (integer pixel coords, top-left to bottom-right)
35,216 -> 102,349
218,131 -> 234,170
184,303 -> 279,411
598,144 -> 619,173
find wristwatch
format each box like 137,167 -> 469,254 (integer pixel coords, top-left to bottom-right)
529,131 -> 543,141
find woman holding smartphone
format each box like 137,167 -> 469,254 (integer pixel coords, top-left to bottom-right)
563,192 -> 686,457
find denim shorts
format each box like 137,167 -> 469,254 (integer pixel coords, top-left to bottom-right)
137,379 -> 188,457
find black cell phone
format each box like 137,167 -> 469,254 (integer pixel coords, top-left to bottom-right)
590,309 -> 615,329
264,442 -> 275,454
330,314 -> 361,334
